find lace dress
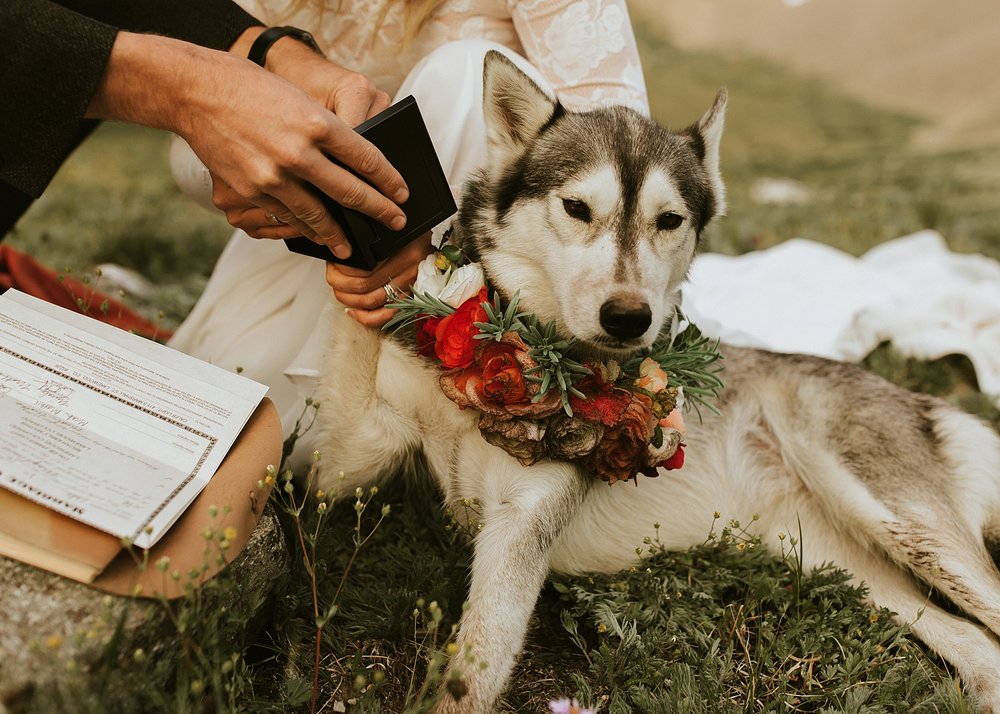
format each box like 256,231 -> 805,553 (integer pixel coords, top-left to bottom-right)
168,0 -> 650,462
237,0 -> 647,111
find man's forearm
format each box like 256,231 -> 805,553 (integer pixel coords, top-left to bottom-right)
85,32 -> 235,135
84,27 -> 330,135
0,0 -> 261,204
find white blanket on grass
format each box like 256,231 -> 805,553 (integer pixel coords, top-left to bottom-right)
684,231 -> 1000,405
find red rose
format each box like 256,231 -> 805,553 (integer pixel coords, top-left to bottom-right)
415,316 -> 443,357
434,287 -> 489,368
480,342 -> 527,405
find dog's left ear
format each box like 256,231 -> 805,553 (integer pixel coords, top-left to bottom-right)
692,88 -> 728,216
482,50 -> 559,164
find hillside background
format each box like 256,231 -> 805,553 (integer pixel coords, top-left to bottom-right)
630,0 -> 1000,149
616,0 -> 1000,265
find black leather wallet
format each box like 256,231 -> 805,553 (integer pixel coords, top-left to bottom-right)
284,96 -> 457,270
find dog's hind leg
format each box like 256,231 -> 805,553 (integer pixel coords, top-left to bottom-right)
768,403 -> 1000,709
874,409 -> 1000,642
816,536 -> 1000,713
432,440 -> 587,714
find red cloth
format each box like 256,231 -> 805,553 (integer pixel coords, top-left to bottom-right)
0,245 -> 172,340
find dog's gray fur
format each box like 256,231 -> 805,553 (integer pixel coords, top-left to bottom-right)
314,50 -> 1000,712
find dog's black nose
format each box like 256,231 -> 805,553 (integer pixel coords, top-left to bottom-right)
599,297 -> 652,340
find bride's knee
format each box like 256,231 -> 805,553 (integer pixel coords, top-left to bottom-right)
401,40 -> 554,102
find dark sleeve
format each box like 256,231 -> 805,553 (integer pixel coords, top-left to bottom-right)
0,0 -> 260,234
57,0 -> 261,55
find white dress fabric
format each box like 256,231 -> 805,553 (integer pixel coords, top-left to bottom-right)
169,0 -> 649,462
237,0 -> 648,113
684,231 -> 1000,406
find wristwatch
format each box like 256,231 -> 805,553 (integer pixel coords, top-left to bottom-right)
248,26 -> 323,67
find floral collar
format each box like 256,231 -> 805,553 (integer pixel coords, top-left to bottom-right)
385,244 -> 723,485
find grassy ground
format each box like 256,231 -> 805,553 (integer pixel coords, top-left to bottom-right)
9,23 -> 1000,714
7,124 -> 232,328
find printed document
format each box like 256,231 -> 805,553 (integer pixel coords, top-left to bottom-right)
0,290 -> 268,549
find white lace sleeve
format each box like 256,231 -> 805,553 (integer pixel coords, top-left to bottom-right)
508,0 -> 649,115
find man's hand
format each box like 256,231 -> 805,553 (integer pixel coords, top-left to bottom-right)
87,31 -> 408,259
205,29 -> 396,243
256,32 -> 392,127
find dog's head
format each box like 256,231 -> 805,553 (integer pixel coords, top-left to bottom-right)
459,50 -> 727,359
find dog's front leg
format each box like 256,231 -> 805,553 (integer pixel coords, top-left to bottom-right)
313,305 -> 425,490
434,455 -> 587,714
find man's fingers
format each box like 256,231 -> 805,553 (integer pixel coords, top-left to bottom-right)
248,226 -> 303,240
223,205 -> 309,240
313,123 -> 409,215
366,90 -> 391,121
266,183 -> 354,257
254,203 -> 314,238
334,86 -> 381,128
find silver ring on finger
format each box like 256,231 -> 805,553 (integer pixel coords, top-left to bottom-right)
382,281 -> 402,303
266,211 -> 285,225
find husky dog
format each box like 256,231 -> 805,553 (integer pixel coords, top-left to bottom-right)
314,51 -> 1000,713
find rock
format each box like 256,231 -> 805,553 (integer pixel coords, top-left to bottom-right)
749,176 -> 813,206
93,263 -> 156,300
0,503 -> 289,714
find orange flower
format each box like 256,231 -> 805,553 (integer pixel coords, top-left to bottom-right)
480,342 -> 527,405
659,407 -> 686,436
433,287 -> 489,368
635,357 -> 669,393
439,332 -> 562,420
583,391 -> 658,484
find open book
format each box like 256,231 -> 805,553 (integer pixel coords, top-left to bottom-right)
0,290 -> 274,587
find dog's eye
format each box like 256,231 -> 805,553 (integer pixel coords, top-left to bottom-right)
657,212 -> 684,231
562,198 -> 592,222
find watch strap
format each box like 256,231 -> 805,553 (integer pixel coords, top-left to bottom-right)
248,26 -> 322,67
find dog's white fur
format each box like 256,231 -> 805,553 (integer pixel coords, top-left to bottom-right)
314,52 -> 1000,712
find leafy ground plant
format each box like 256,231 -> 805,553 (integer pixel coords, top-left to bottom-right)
248,482 -> 984,713
532,523 -> 975,713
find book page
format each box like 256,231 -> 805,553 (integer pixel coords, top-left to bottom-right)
0,291 -> 268,549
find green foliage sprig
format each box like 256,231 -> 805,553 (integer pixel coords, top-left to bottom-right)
519,319 -> 591,415
474,291 -> 528,340
383,291 -> 456,331
622,313 -> 724,419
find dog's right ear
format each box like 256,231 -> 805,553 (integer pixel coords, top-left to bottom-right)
692,88 -> 728,216
482,50 -> 559,163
